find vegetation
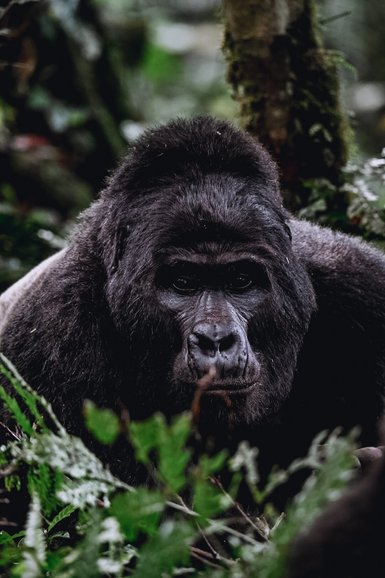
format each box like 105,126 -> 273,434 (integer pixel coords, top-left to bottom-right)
1,0 -> 385,289
1,1 -> 385,575
0,0 -> 237,291
0,355 -> 357,577
223,0 -> 350,210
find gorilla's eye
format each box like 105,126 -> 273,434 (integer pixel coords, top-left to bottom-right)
227,273 -> 253,291
226,261 -> 269,293
172,273 -> 199,293
155,263 -> 201,294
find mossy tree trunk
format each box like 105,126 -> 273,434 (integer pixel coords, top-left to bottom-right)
223,0 -> 350,211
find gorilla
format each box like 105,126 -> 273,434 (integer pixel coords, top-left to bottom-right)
1,116 -> 385,485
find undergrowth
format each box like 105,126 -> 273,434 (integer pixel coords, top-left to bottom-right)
0,354 -> 357,577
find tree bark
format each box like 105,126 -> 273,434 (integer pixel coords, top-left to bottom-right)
223,0 -> 350,210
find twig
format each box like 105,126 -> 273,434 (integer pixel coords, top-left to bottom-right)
210,476 -> 270,541
0,518 -> 17,527
0,420 -> 22,440
270,512 -> 286,533
196,522 -> 235,566
197,523 -> 221,559
190,547 -> 222,569
207,520 -> 262,547
166,500 -> 198,517
319,11 -> 351,25
0,464 -> 17,478
191,366 -> 217,425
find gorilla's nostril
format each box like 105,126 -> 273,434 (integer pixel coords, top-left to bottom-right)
219,334 -> 236,353
194,333 -> 217,355
193,330 -> 237,356
189,324 -> 245,378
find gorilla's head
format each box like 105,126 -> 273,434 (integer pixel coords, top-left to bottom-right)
85,117 -> 316,429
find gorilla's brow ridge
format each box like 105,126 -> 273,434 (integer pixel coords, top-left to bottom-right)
155,243 -> 277,265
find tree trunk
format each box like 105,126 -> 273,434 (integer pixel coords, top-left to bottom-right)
223,0 -> 350,211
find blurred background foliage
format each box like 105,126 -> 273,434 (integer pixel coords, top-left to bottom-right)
0,0 -> 385,291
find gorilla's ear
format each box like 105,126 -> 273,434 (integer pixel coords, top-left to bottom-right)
109,225 -> 129,274
284,221 -> 292,242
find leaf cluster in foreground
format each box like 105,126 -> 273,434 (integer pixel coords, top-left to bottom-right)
0,354 -> 357,577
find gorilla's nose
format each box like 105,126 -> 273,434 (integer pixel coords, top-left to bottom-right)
188,322 -> 246,378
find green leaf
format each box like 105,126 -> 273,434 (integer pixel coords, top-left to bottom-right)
131,521 -> 194,578
0,531 -> 25,545
0,360 -> 47,431
130,413 -> 192,491
53,510 -> 103,578
158,445 -> 191,493
47,505 -> 78,533
110,488 -> 165,541
27,463 -> 61,516
200,450 -> 228,476
0,384 -> 33,435
193,479 -> 225,520
251,429 -> 357,577
0,354 -> 66,435
158,415 -> 191,493
4,474 -> 21,492
129,414 -> 164,464
142,43 -> 181,85
83,400 -> 120,445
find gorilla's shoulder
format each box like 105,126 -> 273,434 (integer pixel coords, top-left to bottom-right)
290,218 -> 385,311
291,218 -> 385,273
0,250 -> 66,335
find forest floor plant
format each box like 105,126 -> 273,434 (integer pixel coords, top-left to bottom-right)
0,354 -> 357,578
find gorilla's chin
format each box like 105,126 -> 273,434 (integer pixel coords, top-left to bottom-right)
193,383 -> 265,429
166,377 -> 258,429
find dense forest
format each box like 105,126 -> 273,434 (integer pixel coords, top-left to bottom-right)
1,0 -> 385,292
1,1 -> 385,577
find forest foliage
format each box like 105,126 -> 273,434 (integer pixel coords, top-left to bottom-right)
0,356 -> 357,577
1,0 -> 385,291
1,1 -> 385,575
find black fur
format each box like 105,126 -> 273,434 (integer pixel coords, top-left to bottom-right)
1,116 -> 385,485
286,444 -> 385,578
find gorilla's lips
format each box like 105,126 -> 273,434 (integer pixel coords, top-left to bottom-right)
202,381 -> 257,396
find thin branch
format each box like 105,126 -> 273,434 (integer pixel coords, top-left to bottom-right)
191,366 -> 217,425
191,547 -> 222,569
207,520 -> 262,547
211,476 -> 270,541
196,523 -> 235,567
0,464 -> 17,478
319,11 -> 351,25
166,500 -> 198,517
0,420 -> 22,440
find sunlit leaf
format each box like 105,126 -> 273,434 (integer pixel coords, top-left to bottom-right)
110,488 -> 165,541
84,400 -> 120,445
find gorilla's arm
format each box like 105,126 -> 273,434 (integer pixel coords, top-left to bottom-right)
0,241 -> 122,436
290,219 -> 385,445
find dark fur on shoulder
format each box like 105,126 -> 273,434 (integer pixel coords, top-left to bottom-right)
1,116 -> 385,485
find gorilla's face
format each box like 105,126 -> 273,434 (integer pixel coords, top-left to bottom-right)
105,173 -> 316,428
156,250 -> 270,426
156,255 -> 268,388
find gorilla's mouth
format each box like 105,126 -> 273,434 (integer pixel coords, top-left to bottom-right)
202,381 -> 257,396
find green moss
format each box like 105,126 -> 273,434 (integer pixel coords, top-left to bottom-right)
223,0 -> 351,211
